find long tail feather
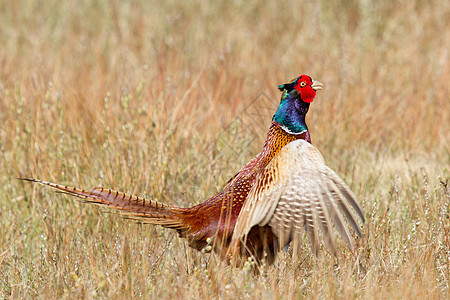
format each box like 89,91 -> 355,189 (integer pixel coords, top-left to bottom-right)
19,178 -> 185,229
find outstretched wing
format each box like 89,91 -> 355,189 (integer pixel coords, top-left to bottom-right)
232,139 -> 365,255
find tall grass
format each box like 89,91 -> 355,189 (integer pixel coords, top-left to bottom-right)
0,0 -> 448,298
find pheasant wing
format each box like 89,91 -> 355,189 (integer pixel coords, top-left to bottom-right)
232,139 -> 364,254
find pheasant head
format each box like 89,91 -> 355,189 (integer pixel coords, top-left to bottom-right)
273,75 -> 324,136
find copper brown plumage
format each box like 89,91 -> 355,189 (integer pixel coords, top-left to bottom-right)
20,74 -> 364,265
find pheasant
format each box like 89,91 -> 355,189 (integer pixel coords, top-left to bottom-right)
21,74 -> 365,265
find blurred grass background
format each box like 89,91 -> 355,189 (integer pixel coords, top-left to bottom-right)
0,0 -> 448,298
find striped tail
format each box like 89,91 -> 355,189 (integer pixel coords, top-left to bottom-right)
20,178 -> 185,230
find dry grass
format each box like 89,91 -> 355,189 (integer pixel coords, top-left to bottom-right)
1,0 -> 449,298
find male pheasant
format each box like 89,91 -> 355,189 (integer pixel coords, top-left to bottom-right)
21,74 -> 364,265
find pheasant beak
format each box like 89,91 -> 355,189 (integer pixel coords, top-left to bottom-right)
311,80 -> 324,91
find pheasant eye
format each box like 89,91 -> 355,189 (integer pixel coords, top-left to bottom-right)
300,81 -> 307,87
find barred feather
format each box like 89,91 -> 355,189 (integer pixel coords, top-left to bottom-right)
232,139 -> 365,254
19,178 -> 184,229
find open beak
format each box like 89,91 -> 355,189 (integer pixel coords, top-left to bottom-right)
311,80 -> 325,91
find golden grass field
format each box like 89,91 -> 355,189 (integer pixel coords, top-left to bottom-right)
1,0 -> 449,298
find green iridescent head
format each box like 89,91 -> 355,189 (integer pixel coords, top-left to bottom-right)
273,75 -> 324,134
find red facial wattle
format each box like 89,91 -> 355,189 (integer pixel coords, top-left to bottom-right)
298,86 -> 316,103
278,75 -> 323,104
293,79 -> 316,103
